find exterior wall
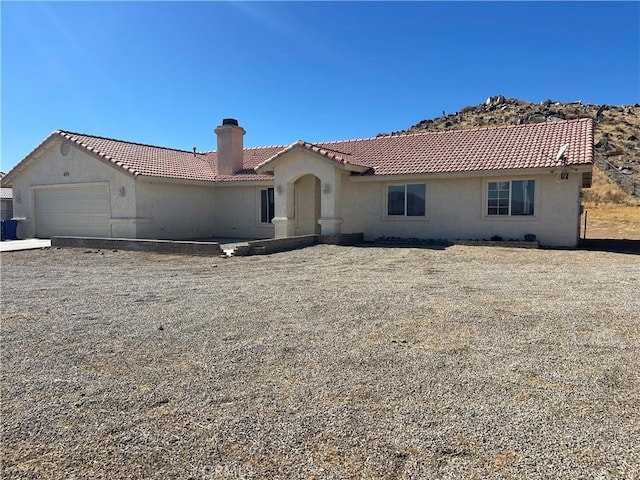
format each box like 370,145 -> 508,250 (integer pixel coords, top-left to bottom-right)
342,171 -> 584,247
213,184 -> 275,239
135,180 -> 216,240
9,138 -> 219,240
9,139 -> 138,238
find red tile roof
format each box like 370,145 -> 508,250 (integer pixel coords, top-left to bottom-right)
56,131 -> 279,182
2,119 -> 592,186
256,140 -> 371,172
258,118 -> 594,175
207,146 -> 286,182
62,131 -> 219,180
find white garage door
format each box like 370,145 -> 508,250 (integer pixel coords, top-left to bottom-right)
35,186 -> 111,238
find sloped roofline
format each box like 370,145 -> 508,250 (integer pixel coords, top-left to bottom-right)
254,140 -> 372,174
55,130 -> 154,176
319,117 -> 590,145
1,130 -> 211,186
1,118 -> 594,187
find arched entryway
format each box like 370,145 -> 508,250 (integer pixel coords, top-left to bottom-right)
294,174 -> 321,235
255,141 -> 370,238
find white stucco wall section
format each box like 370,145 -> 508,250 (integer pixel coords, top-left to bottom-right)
211,183 -> 275,239
9,139 -> 221,240
342,170 -> 584,247
134,179 -> 217,240
9,138 -> 138,238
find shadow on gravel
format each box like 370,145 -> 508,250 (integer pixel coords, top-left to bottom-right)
360,239 -> 640,255
577,239 -> 640,255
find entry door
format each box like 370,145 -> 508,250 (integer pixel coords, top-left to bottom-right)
294,175 -> 321,235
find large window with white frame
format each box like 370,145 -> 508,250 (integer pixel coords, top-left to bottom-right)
487,180 -> 535,216
260,187 -> 275,224
387,183 -> 426,217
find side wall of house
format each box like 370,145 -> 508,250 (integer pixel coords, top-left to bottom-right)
134,180 -> 217,240
341,172 -> 582,247
9,139 -> 138,238
213,184 -> 275,239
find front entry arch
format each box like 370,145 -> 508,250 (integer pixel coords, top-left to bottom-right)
264,147 -> 361,238
294,174 -> 321,235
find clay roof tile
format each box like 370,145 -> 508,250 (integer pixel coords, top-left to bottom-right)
2,119 -> 593,186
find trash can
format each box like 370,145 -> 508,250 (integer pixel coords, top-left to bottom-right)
3,219 -> 19,240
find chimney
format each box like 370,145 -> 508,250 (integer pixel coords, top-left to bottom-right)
214,118 -> 245,175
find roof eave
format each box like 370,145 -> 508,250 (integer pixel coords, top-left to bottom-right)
1,131 -> 144,185
348,165 -> 593,182
255,142 -> 371,174
57,131 -> 142,178
135,175 -> 218,187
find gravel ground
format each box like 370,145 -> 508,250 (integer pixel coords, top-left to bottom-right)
1,245 -> 639,479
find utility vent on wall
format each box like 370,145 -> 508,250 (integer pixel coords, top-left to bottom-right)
60,140 -> 71,156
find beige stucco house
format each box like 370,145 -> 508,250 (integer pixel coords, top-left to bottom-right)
1,118 -> 593,247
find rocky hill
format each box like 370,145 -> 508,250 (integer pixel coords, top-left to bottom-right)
383,96 -> 640,198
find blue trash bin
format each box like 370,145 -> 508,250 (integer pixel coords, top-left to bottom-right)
3,219 -> 19,240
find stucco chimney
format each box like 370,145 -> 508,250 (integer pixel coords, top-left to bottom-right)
214,118 -> 245,175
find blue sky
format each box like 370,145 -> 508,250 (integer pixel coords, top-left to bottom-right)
1,1 -> 639,173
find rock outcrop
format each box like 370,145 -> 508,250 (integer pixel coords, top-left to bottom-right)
382,96 -> 640,196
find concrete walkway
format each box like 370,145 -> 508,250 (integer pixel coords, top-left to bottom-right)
0,239 -> 52,252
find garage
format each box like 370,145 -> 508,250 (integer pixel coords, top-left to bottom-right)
35,185 -> 111,238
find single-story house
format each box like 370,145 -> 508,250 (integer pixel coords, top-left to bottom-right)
1,117 -> 593,247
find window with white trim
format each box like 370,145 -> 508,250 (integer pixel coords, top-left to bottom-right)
260,188 -> 275,223
387,184 -> 426,216
487,180 -> 535,216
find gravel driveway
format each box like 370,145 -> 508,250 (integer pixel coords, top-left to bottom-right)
1,245 -> 639,479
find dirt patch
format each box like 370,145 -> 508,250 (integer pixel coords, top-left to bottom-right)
1,246 -> 639,479
581,205 -> 640,240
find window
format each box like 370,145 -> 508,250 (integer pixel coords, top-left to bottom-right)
487,180 -> 535,216
260,188 -> 274,223
387,184 -> 426,216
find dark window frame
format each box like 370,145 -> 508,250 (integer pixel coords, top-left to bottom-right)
387,183 -> 426,217
260,187 -> 275,224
